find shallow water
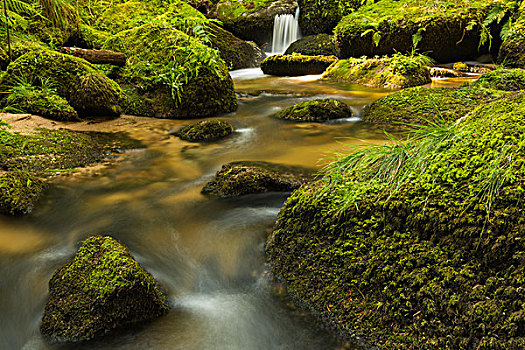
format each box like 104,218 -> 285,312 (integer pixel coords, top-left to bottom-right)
0,69 -> 471,350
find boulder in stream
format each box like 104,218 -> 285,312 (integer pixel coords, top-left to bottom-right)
202,161 -> 315,198
284,34 -> 339,57
261,54 -> 338,76
40,235 -> 170,343
467,68 -> 525,91
173,119 -> 234,142
0,171 -> 46,215
277,99 -> 351,122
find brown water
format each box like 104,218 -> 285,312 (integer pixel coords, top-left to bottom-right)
0,70 -> 471,350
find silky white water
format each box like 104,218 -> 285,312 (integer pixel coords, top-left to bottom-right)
271,7 -> 301,54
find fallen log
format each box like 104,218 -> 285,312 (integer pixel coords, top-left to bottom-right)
61,47 -> 127,66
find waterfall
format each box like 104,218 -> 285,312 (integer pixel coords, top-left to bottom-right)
271,7 -> 301,54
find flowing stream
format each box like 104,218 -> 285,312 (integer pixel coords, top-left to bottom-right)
0,70 -> 474,350
270,7 -> 301,54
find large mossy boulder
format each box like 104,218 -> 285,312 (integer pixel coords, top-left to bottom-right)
363,86 -> 506,125
3,89 -> 78,121
202,161 -> 314,197
468,68 -> 525,91
41,235 -> 170,343
498,2 -> 525,68
277,99 -> 351,122
174,119 -> 234,142
323,54 -> 431,89
266,92 -> 525,348
334,0 -> 503,62
261,54 -> 337,76
0,49 -> 121,117
208,23 -> 264,70
0,171 -> 46,215
106,23 -> 237,118
213,0 -> 297,45
284,34 -> 338,57
297,0 -> 358,36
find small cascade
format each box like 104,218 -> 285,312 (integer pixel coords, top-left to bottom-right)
271,7 -> 301,54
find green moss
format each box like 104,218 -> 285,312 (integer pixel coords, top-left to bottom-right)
104,23 -> 237,118
498,2 -> 525,67
40,235 -> 170,342
468,68 -> 525,91
0,49 -> 122,117
363,86 -> 506,125
267,91 -> 525,348
202,161 -> 314,197
284,34 -> 339,57
213,0 -> 275,20
323,54 -> 432,89
0,171 -> 46,215
174,119 -> 234,142
298,0 -> 359,35
261,54 -> 338,76
453,62 -> 469,71
4,87 -> 78,121
334,0 -> 505,62
277,99 -> 352,122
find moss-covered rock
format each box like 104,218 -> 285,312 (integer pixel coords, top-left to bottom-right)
284,34 -> 338,57
323,54 -> 431,89
277,98 -> 351,122
40,235 -> 170,342
0,49 -> 121,118
105,23 -> 237,118
202,161 -> 314,197
174,119 -> 234,142
267,91 -> 525,349
498,2 -> 525,68
297,0 -> 358,36
334,0 -> 504,62
261,54 -> 337,76
362,86 -> 505,125
0,171 -> 46,215
213,0 -> 296,45
468,68 -> 525,91
208,23 -> 264,70
4,89 -> 78,121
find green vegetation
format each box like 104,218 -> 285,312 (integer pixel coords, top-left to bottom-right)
297,0 -> 360,35
0,171 -> 46,215
334,0 -> 511,62
267,91 -> 525,349
284,34 -> 339,57
40,235 -> 170,342
261,54 -> 338,76
323,53 -> 432,89
213,0 -> 275,20
202,161 -> 314,197
277,99 -> 352,122
498,1 -> 525,67
468,68 -> 525,91
174,119 -> 234,142
363,86 -> 506,125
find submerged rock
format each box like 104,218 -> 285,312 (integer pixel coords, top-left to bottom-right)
267,92 -> 525,349
0,171 -> 46,215
0,49 -> 121,118
284,34 -> 339,57
323,54 -> 431,89
174,119 -> 234,142
277,99 -> 351,122
334,0 -> 502,62
40,235 -> 170,343
202,161 -> 314,197
261,54 -> 337,76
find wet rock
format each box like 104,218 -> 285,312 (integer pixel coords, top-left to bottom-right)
284,34 -> 339,57
202,161 -> 314,197
429,67 -> 467,78
323,54 -> 431,89
3,89 -> 79,121
468,68 -> 525,91
173,119 -> 234,142
277,99 -> 351,122
261,54 -> 337,76
40,235 -> 170,343
0,171 -> 46,215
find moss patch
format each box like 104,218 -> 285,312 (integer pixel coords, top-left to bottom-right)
202,161 -> 314,197
261,54 -> 338,76
323,54 -> 432,89
174,119 -> 234,142
468,68 -> 525,91
498,2 -> 525,67
277,99 -> 352,122
284,34 -> 339,57
0,171 -> 46,215
3,89 -> 78,121
267,91 -> 525,349
298,0 -> 358,35
362,86 -> 506,125
40,235 -> 170,342
334,0 -> 505,62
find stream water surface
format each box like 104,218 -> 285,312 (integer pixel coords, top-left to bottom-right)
0,69 -> 474,350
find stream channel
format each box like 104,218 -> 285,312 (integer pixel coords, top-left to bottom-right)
0,68 -> 474,350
